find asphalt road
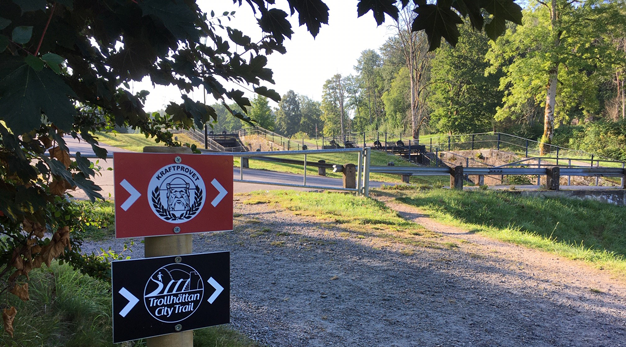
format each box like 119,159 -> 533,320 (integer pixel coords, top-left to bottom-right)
63,137 -> 384,200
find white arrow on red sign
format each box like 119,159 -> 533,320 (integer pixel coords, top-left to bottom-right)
120,179 -> 141,211
211,179 -> 228,207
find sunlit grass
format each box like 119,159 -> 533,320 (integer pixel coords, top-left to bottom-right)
396,189 -> 626,276
242,190 -> 443,249
95,132 -> 198,152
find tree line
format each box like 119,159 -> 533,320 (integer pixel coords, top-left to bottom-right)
233,0 -> 626,156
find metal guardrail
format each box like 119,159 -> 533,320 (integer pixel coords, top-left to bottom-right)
370,166 -> 451,176
205,148 -> 372,196
371,164 -> 625,188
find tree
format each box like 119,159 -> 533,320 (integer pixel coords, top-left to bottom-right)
354,50 -> 384,127
0,0 -> 524,329
275,90 -> 302,137
210,103 -> 244,133
487,0 -> 625,153
427,24 -> 502,134
382,66 -> 411,131
298,96 -> 323,137
249,95 -> 275,131
394,4 -> 433,140
321,74 -> 348,139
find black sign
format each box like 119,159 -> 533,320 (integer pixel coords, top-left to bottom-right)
111,252 -> 230,343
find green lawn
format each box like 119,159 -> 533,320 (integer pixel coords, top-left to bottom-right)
394,188 -> 626,276
95,132 -> 199,152
243,189 -> 626,277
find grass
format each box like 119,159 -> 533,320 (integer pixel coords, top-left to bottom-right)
241,190 -> 445,250
74,200 -> 115,240
95,132 -> 198,152
1,263 -> 259,347
2,262 -> 114,346
395,189 -> 626,276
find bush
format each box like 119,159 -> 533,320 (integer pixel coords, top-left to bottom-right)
572,121 -> 626,160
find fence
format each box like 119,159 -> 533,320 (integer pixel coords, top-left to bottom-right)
427,132 -> 592,160
224,147 -> 372,196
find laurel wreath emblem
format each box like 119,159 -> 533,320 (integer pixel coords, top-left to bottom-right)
151,186 -> 203,221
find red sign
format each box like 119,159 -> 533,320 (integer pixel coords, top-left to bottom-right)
114,152 -> 233,238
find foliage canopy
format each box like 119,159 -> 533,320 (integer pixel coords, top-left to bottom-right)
0,0 -> 524,334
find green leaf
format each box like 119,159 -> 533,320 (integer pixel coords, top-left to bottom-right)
0,17 -> 11,30
139,0 -> 199,41
54,0 -> 73,10
259,8 -> 293,44
12,26 -> 33,44
0,57 -> 77,134
288,0 -> 329,37
451,0 -> 484,30
181,95 -> 216,128
227,28 -> 251,47
254,86 -> 281,102
412,4 -> 463,50
0,35 -> 8,53
357,0 -> 399,24
482,0 -> 523,40
91,143 -> 108,159
73,172 -> 103,202
42,53 -> 65,74
482,0 -> 523,25
11,0 -> 46,13
25,54 -> 44,71
75,152 -> 95,177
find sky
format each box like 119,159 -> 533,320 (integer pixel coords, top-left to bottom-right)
138,1 -> 395,112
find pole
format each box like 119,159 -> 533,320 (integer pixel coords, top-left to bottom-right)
537,158 -> 541,187
204,124 -> 208,150
143,146 -> 194,347
471,134 -> 475,150
497,133 -> 501,151
568,159 -> 571,186
364,147 -> 371,197
303,153 -> 307,186
525,140 -> 528,157
448,136 -> 451,151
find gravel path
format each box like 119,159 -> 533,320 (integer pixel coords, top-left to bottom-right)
87,194 -> 626,346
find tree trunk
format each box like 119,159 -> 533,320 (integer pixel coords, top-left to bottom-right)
541,0 -> 560,156
620,74 -> 626,119
410,61 -> 418,141
541,69 -> 558,155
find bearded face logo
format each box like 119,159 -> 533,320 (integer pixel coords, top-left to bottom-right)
149,164 -> 206,223
167,178 -> 191,213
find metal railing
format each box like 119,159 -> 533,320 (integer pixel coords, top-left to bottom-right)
427,132 -> 600,161
370,162 -> 625,188
204,147 -> 372,196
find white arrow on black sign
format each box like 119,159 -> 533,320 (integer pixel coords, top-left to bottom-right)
211,179 -> 228,207
120,179 -> 141,211
118,287 -> 139,317
207,277 -> 224,304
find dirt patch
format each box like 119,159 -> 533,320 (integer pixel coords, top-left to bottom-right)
87,196 -> 626,346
